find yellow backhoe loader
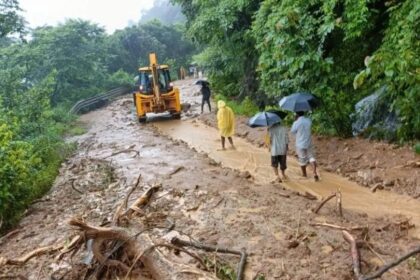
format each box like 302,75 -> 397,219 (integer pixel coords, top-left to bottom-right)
133,52 -> 181,123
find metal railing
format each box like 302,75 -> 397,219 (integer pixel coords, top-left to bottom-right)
69,86 -> 132,114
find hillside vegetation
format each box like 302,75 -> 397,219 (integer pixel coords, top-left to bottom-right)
0,0 -> 196,229
174,0 -> 419,140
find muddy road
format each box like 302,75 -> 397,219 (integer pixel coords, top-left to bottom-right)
0,79 -> 419,279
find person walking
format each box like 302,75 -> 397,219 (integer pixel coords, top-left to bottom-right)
201,83 -> 211,113
268,122 -> 289,182
291,111 -> 319,181
217,100 -> 235,150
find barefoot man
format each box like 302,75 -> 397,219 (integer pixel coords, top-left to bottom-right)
217,100 -> 235,150
268,122 -> 289,182
291,111 -> 319,181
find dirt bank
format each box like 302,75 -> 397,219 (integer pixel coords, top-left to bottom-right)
0,83 -> 419,279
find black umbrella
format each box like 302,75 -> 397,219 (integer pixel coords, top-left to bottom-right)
266,109 -> 288,120
248,112 -> 282,128
279,92 -> 319,112
195,80 -> 210,86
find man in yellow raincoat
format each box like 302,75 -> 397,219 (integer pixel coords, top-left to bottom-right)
217,100 -> 235,150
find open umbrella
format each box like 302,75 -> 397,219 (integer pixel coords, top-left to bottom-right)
266,109 -> 288,120
279,92 -> 319,112
248,112 -> 282,128
195,80 -> 210,86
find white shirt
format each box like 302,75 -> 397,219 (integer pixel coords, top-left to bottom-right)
291,116 -> 312,149
269,124 -> 289,156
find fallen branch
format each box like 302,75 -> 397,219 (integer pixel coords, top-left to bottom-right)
361,246 -> 420,280
168,166 -> 185,176
70,179 -> 83,194
123,184 -> 161,217
342,230 -> 361,279
104,149 -> 140,159
171,237 -> 247,280
0,244 -> 64,266
125,243 -> 207,278
310,222 -> 367,231
313,193 -> 336,214
113,175 -> 142,225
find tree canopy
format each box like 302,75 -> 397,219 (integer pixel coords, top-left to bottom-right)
174,0 -> 419,140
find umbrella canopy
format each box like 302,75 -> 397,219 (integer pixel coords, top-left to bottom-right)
248,112 -> 282,128
195,80 -> 210,86
266,109 -> 288,120
279,92 -> 319,112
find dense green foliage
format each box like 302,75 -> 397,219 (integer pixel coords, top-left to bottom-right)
175,0 -> 419,140
0,3 -> 196,229
0,0 -> 25,38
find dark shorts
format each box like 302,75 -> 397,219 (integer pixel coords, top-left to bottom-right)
271,155 -> 287,170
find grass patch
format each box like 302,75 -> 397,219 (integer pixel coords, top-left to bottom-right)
415,142 -> 420,155
215,94 -> 259,117
67,124 -> 87,136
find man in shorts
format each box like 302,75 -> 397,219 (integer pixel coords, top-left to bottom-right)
291,111 -> 319,181
268,122 -> 289,182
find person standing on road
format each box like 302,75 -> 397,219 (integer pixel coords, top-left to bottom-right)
291,111 -> 319,181
268,122 -> 289,182
201,83 -> 211,113
217,100 -> 235,150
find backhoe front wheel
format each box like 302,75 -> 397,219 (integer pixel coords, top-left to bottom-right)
171,113 -> 181,120
138,116 -> 147,123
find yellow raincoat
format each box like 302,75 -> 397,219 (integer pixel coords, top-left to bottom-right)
217,100 -> 235,137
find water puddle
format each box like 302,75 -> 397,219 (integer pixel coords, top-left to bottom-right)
155,119 -> 420,238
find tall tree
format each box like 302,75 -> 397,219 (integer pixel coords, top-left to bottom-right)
0,0 -> 25,37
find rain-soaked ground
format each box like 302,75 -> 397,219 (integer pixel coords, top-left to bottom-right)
0,79 -> 419,279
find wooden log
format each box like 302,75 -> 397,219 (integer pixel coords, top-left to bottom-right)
342,230 -> 361,279
123,184 -> 161,217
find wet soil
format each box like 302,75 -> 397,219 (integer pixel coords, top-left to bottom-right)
199,110 -> 419,199
0,80 -> 419,279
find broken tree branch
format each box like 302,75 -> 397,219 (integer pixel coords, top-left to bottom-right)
125,243 -> 207,279
104,149 -> 140,159
123,184 -> 161,217
70,179 -> 83,194
313,193 -> 336,214
310,222 -> 367,231
171,237 -> 247,280
0,244 -> 64,266
361,246 -> 420,280
342,230 -> 361,279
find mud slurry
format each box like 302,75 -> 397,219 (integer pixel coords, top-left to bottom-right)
0,95 -> 418,279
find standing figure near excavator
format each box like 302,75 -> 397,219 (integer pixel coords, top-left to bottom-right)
217,100 -> 235,150
201,82 -> 211,113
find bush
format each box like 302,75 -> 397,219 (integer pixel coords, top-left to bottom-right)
415,143 -> 420,155
215,94 -> 259,117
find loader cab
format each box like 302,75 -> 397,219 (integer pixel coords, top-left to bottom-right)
137,67 -> 173,94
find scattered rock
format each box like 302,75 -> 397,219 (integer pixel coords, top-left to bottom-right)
287,240 -> 300,249
383,179 -> 395,187
240,171 -> 252,179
